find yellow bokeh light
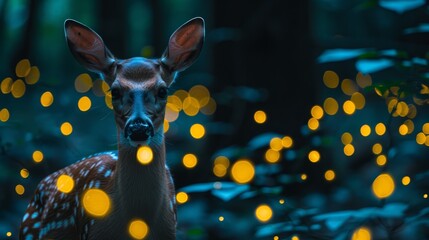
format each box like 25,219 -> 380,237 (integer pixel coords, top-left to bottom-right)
291,236 -> 300,240
219,216 -> 224,222
424,194 -> 428,199
183,153 -> 198,169
372,143 -> 382,155
32,150 -> 44,163
416,132 -> 426,145
341,78 -> 358,96
167,95 -> 182,112
404,120 -> 414,134
343,100 -> 356,115
6,232 -> 12,237
344,144 -> 355,157
137,146 -> 153,165
200,97 -> 217,115
351,226 -> 372,240
402,176 -> 411,186
163,119 -> 169,133
213,156 -> 230,177
301,174 -> 307,181
255,204 -> 273,222
270,137 -> 283,151
1,77 -> 13,94
15,184 -> 25,195
174,89 -> 189,101
82,189 -> 111,217
282,136 -> 293,148
372,173 -> 395,199
398,124 -> 408,136
78,96 -> 92,112
324,170 -> 335,181
75,73 -> 93,93
356,72 -> 372,89
128,219 -> 149,240
16,59 -> 31,77
230,159 -> 255,184
308,118 -> 319,131
265,149 -> 280,163
25,66 -> 40,85
323,97 -> 339,115
20,169 -> 29,179
176,191 -> 189,204
92,79 -> 110,97
279,199 -> 285,204
323,70 -> 339,88
360,124 -> 371,137
311,105 -> 324,119
60,122 -> 73,136
183,96 -> 200,116
165,104 -> 180,123
376,155 -> 387,166
11,79 -> 26,98
407,104 -> 417,119
375,123 -> 386,136
351,92 -> 366,110
341,132 -> 353,145
190,123 -> 205,139
0,108 -> 10,122
105,92 -> 113,110
308,150 -> 320,163
254,110 -> 267,124
189,85 -> 210,107
56,174 -> 75,193
387,98 -> 398,114
40,91 -> 54,107
423,123 -> 429,134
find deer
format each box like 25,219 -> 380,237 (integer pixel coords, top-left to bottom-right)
19,17 -> 204,240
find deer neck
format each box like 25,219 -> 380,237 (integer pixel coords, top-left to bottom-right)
113,131 -> 168,219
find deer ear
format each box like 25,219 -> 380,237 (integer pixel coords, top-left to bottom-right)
64,19 -> 115,75
161,17 -> 205,72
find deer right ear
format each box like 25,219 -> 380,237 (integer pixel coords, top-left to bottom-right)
64,19 -> 115,76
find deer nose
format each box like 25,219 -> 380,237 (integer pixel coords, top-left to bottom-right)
124,118 -> 154,142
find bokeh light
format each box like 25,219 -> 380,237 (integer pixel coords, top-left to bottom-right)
82,189 -> 111,217
11,79 -> 26,98
360,124 -> 371,137
372,173 -> 395,199
15,59 -> 31,77
308,150 -> 320,163
376,155 -> 387,166
323,70 -> 339,88
323,97 -> 339,115
183,96 -> 200,116
372,143 -> 382,155
254,110 -> 267,124
60,122 -> 73,136
341,132 -> 353,145
230,159 -> 255,184
213,156 -> 230,177
402,176 -> 411,186
375,123 -> 386,136
282,136 -> 293,148
32,150 -> 44,163
1,77 -> 13,94
75,73 -> 93,93
183,153 -> 198,169
351,92 -> 366,110
341,78 -> 358,96
356,72 -> 372,88
128,219 -> 149,239
324,170 -> 335,181
269,137 -> 283,151
137,146 -> 153,165
351,226 -> 372,240
0,108 -> 10,122
344,144 -> 355,156
78,96 -> 92,112
189,85 -> 210,107
56,174 -> 75,193
301,174 -> 307,181
190,123 -> 205,139
40,91 -> 54,107
311,105 -> 324,119
20,169 -> 29,179
15,184 -> 25,195
25,66 -> 40,85
308,118 -> 319,131
6,232 -> 12,237
255,204 -> 273,222
342,100 -> 356,115
176,191 -> 189,204
265,149 -> 280,163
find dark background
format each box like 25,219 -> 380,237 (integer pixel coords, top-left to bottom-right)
1,0 -> 429,239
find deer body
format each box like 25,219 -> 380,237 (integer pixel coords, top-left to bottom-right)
19,18 -> 204,240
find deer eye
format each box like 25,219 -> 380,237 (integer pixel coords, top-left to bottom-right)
157,87 -> 168,99
111,87 -> 121,100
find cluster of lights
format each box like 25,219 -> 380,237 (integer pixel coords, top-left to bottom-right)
264,136 -> 294,163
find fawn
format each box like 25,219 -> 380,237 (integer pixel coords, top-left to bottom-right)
19,17 -> 205,240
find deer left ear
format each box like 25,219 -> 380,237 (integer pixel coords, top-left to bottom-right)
161,17 -> 205,72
